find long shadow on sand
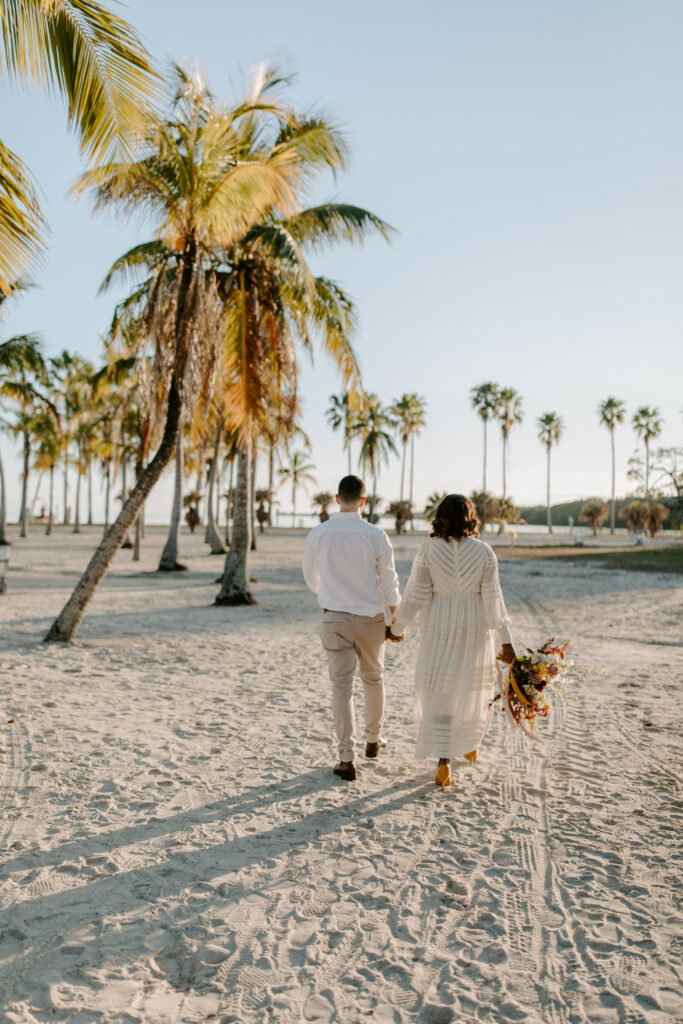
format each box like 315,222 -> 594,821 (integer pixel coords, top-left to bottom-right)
1,773 -> 433,986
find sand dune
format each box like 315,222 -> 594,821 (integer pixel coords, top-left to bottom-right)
1,527 -> 681,1023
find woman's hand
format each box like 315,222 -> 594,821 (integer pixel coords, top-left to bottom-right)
500,643 -> 516,666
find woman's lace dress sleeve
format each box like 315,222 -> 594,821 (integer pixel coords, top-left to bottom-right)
392,542 -> 433,633
481,544 -> 513,644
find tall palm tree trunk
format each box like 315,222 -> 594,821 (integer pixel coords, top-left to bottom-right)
399,438 -> 407,502
133,456 -> 145,561
20,432 -> 30,537
409,435 -> 415,529
73,453 -> 82,534
482,418 -> 488,493
45,374 -> 185,641
46,465 -> 54,535
250,454 -> 258,550
546,447 -> 552,533
46,236 -> 197,641
610,428 -> 616,533
0,449 -> 8,545
159,433 -> 186,571
104,461 -> 111,534
347,439 -> 352,475
502,433 -> 508,500
644,441 -> 650,500
121,459 -> 133,548
225,459 -> 234,546
206,421 -> 226,555
62,455 -> 69,524
268,444 -> 275,524
87,462 -> 93,525
292,478 -> 297,524
216,434 -> 255,605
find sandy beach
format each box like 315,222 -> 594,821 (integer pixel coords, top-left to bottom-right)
1,526 -> 681,1023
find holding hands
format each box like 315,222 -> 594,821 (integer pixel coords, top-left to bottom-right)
385,623 -> 404,643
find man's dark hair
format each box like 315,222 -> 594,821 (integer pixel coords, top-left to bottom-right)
337,475 -> 366,502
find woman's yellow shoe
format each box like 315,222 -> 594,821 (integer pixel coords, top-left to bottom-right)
463,749 -> 478,765
434,763 -> 452,788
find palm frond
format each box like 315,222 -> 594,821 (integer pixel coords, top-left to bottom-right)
1,0 -> 161,165
0,332 -> 44,375
0,139 -> 45,295
99,240 -> 168,292
283,203 -> 395,251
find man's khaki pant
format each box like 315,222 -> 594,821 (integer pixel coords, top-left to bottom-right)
320,609 -> 385,763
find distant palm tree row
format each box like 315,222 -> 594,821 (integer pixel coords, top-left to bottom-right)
470,384 -> 664,533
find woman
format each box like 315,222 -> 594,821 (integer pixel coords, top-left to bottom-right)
390,494 -> 516,787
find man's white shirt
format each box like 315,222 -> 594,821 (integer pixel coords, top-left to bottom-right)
303,512 -> 400,617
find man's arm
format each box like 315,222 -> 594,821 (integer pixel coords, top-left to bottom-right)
377,533 -> 400,610
302,532 -> 320,593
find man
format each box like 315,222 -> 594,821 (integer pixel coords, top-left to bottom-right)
303,475 -> 403,781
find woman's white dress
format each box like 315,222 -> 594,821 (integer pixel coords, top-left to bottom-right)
393,536 -> 513,759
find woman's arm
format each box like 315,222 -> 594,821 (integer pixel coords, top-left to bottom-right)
482,544 -> 514,654
390,542 -> 432,636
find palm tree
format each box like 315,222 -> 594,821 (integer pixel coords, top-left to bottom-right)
424,491 -> 446,523
470,383 -> 499,492
0,0 -> 159,295
390,393 -> 427,506
0,312 -> 44,543
496,388 -> 523,499
279,450 -> 316,523
470,491 -> 499,531
312,490 -> 334,523
354,395 -> 397,522
33,410 -> 61,533
45,65 -> 311,640
6,363 -> 53,536
579,498 -> 609,536
537,412 -> 563,533
65,357 -> 95,534
213,93 -> 392,605
326,392 -> 359,475
619,500 -> 648,533
598,397 -> 626,533
204,417 -> 228,555
632,406 -> 663,499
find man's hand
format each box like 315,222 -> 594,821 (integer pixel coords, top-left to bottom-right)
500,643 -> 516,666
385,624 -> 404,643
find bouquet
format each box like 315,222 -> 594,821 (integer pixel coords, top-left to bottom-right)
495,639 -> 575,746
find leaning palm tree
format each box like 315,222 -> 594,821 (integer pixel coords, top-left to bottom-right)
598,397 -> 626,533
0,0 -> 159,295
470,383 -> 500,493
354,395 -> 397,522
632,406 -> 663,499
45,65 -> 310,641
537,412 -> 563,533
496,388 -> 523,499
279,450 -> 316,523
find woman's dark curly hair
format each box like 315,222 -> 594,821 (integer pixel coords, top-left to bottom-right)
430,494 -> 480,540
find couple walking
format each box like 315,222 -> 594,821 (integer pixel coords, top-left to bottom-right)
303,475 -> 516,786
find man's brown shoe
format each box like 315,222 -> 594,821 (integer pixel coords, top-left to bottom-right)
333,761 -> 357,781
365,737 -> 387,759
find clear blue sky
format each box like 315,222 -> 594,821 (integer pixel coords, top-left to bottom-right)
2,0 -> 682,522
